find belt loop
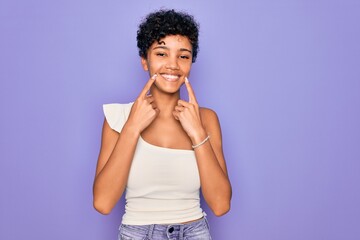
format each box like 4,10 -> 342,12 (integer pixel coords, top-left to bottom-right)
147,224 -> 155,239
179,224 -> 184,240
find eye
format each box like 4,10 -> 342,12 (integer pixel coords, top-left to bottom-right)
180,55 -> 190,59
156,52 -> 166,57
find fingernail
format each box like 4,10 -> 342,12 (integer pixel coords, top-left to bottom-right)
185,77 -> 189,83
152,74 -> 157,80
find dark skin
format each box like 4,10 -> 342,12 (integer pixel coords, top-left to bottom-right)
93,35 -> 232,218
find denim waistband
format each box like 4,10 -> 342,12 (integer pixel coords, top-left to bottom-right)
119,215 -> 211,240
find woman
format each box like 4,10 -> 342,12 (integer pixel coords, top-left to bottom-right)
93,9 -> 232,240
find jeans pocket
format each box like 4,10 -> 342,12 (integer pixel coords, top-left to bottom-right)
118,224 -> 148,240
184,219 -> 212,240
184,229 -> 211,240
118,233 -> 134,240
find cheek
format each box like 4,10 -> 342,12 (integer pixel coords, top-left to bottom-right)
181,63 -> 192,74
147,60 -> 163,72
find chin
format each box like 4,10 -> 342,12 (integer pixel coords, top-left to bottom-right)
154,77 -> 184,93
156,84 -> 182,94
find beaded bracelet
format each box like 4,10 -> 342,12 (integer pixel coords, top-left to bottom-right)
192,135 -> 210,149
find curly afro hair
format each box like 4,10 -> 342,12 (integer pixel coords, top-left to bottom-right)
137,9 -> 200,63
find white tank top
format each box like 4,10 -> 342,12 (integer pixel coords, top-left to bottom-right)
103,103 -> 204,225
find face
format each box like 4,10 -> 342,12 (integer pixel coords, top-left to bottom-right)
141,35 -> 193,94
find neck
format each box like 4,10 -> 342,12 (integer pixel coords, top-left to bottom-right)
149,86 -> 180,117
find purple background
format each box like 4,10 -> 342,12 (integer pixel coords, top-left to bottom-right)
1,0 -> 360,239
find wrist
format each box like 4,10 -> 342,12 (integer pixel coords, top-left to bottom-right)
190,128 -> 207,146
192,135 -> 210,149
122,122 -> 141,138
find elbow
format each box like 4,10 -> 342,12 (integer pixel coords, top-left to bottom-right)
93,198 -> 113,215
212,202 -> 231,217
209,193 -> 231,216
208,180 -> 232,217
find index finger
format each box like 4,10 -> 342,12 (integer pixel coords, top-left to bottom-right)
139,74 -> 157,98
184,77 -> 197,103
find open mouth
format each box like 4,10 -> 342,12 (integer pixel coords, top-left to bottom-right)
160,74 -> 180,82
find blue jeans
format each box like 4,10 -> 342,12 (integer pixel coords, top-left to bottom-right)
118,217 -> 212,240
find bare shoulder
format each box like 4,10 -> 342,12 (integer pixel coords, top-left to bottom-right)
200,107 -> 219,122
199,107 -> 224,160
199,107 -> 221,133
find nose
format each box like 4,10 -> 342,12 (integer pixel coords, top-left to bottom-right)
165,56 -> 180,70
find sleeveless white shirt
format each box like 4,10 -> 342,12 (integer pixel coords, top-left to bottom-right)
103,103 -> 204,225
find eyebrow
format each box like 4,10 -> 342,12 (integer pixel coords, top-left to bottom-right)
180,48 -> 192,53
152,46 -> 192,53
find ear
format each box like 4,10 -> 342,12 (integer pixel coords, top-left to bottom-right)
141,57 -> 149,71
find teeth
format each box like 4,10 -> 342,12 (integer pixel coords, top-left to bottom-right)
161,74 -> 179,80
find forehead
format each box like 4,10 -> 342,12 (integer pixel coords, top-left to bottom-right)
151,35 -> 192,49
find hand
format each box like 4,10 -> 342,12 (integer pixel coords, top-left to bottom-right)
173,77 -> 206,142
126,74 -> 159,134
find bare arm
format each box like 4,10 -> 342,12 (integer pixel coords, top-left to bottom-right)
173,78 -> 232,216
194,109 -> 232,216
93,121 -> 140,215
93,75 -> 159,214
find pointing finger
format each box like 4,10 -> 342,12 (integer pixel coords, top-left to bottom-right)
184,77 -> 197,104
139,74 -> 157,98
